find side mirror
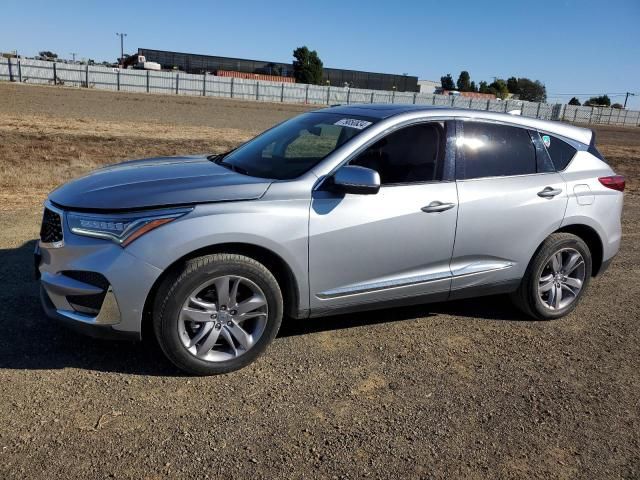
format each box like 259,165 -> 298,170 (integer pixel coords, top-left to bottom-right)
330,165 -> 381,195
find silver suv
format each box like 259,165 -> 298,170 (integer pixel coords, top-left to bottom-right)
36,105 -> 625,375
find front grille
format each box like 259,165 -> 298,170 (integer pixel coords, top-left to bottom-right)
40,207 -> 63,244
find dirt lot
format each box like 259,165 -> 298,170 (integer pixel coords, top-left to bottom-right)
0,83 -> 638,479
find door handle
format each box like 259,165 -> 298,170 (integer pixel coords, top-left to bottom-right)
537,187 -> 563,198
421,201 -> 456,213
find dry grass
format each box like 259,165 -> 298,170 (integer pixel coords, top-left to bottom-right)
0,114 -> 256,210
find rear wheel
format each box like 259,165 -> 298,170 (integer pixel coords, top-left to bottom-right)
153,253 -> 283,375
511,233 -> 591,320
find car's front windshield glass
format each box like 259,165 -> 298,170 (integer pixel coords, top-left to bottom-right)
216,112 -> 377,180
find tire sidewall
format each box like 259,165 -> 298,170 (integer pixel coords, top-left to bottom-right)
155,256 -> 283,375
528,236 -> 592,320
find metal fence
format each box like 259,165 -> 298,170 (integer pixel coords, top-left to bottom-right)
2,57 -> 639,127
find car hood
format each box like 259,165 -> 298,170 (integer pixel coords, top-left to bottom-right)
49,155 -> 273,211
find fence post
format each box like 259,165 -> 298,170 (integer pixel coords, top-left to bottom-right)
370,91 -> 375,103
536,102 -> 542,119
146,70 -> 150,93
326,86 -> 330,105
468,97 -> 473,109
17,60 -> 22,82
433,95 -> 437,106
413,92 -> 417,104
230,77 -> 234,98
450,95 -> 455,106
281,83 -> 285,103
305,84 -> 309,104
392,90 -> 396,103
7,58 -> 13,82
52,62 -> 57,84
486,99 -> 490,111
202,73 -> 206,97
116,69 -> 120,91
588,107 -> 594,124
85,64 -> 89,87
175,73 -> 179,94
346,88 -> 351,104
255,81 -> 259,101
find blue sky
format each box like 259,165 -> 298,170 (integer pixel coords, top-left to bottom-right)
1,0 -> 639,108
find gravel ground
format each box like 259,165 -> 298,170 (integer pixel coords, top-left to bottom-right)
0,83 -> 638,479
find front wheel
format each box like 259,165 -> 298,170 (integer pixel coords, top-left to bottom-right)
153,253 -> 283,375
511,233 -> 592,320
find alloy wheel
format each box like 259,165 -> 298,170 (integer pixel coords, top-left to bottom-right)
538,248 -> 586,311
178,275 -> 268,362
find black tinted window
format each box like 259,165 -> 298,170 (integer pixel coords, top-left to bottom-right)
542,133 -> 577,170
350,122 -> 446,184
457,122 -> 536,179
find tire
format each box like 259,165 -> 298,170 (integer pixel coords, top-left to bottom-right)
153,253 -> 283,375
511,233 -> 592,320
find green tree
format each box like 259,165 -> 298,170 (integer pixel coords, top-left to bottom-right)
584,95 -> 611,107
478,81 -> 490,94
38,51 -> 57,60
488,79 -> 509,99
507,77 -> 519,94
516,78 -> 547,102
568,97 -> 581,106
469,81 -> 477,92
440,74 -> 455,90
292,46 -> 324,85
456,71 -> 471,92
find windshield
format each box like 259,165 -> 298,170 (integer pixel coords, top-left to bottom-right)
216,112 -> 377,180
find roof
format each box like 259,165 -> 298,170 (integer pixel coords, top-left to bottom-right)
312,104 -> 593,145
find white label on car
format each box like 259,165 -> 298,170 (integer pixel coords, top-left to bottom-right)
542,135 -> 551,148
334,118 -> 372,130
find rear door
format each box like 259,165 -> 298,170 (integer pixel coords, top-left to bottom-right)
450,120 -> 568,297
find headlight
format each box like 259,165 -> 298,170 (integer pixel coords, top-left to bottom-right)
67,207 -> 192,247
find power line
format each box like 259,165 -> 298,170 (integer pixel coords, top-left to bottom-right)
546,92 -> 634,97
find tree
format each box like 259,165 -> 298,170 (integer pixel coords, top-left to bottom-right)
488,79 -> 509,99
39,51 -> 57,60
292,46 -> 323,85
440,74 -> 455,90
507,76 -> 519,94
568,97 -> 581,106
516,78 -> 546,103
584,95 -> 611,107
456,71 -> 471,92
469,81 -> 477,92
478,81 -> 490,94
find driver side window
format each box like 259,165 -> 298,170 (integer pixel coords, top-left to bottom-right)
350,122 -> 447,185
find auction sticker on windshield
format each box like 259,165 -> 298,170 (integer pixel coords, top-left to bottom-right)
334,118 -> 373,130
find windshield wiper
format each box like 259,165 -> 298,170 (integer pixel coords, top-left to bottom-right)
216,159 -> 251,176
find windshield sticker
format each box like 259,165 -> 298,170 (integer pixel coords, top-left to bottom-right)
542,135 -> 551,148
334,118 -> 372,130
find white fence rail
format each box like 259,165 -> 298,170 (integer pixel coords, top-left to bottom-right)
2,58 -> 639,127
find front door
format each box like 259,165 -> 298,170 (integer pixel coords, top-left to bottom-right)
308,121 -> 458,314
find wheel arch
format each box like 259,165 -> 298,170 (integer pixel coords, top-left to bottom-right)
554,223 -> 604,277
141,242 -> 304,341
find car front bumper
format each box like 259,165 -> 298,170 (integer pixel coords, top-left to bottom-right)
36,205 -> 163,340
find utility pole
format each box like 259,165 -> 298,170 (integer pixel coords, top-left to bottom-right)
70,52 -> 77,62
116,32 -> 127,66
623,92 -> 636,109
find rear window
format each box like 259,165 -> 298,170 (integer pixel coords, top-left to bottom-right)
542,133 -> 577,170
588,132 -> 606,163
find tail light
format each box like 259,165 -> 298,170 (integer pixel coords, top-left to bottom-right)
598,175 -> 625,192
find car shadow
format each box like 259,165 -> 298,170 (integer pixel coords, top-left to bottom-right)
0,240 -> 529,376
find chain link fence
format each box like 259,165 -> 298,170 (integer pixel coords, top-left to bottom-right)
2,58 -> 639,127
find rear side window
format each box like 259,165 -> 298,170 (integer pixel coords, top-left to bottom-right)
542,133 -> 577,170
457,122 -> 536,179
